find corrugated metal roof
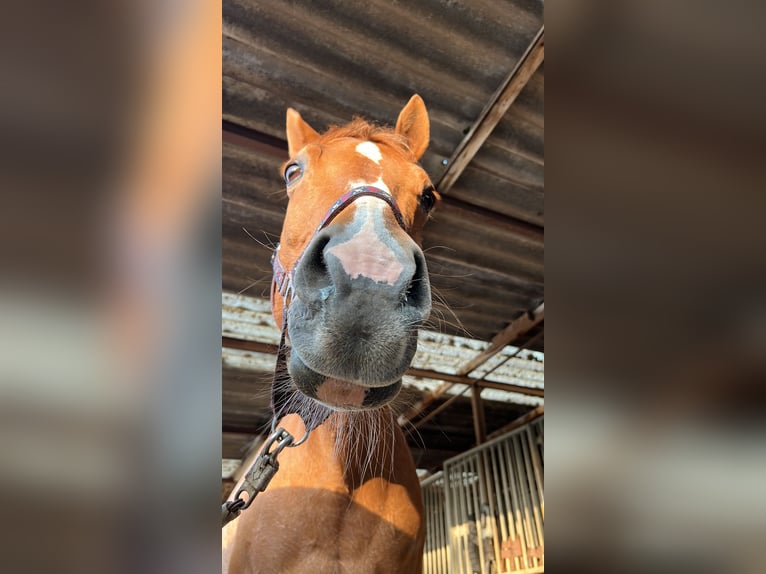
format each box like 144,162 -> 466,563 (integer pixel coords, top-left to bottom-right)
223,0 -> 544,346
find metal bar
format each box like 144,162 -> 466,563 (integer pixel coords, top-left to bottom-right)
489,445 -> 510,573
526,423 -> 545,520
406,367 -> 545,396
462,459 -> 473,573
512,435 -> 532,569
441,480 -> 448,573
428,477 -> 442,574
425,485 -> 434,573
481,448 -> 502,574
466,457 -> 483,574
487,405 -> 544,441
497,438 -> 517,573
444,416 -> 543,464
504,437 -> 526,571
456,460 -> 469,572
425,479 -> 433,574
475,331 -> 544,381
521,428 -> 545,568
436,27 -> 545,195
438,419 -> 544,573
444,466 -> 457,573
444,477 -> 450,572
457,303 -> 544,376
406,384 -> 471,434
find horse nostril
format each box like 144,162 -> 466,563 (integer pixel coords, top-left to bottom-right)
307,238 -> 330,275
403,250 -> 430,311
297,235 -> 332,292
405,277 -> 425,309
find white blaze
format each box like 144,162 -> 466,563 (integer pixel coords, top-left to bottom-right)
355,141 -> 383,164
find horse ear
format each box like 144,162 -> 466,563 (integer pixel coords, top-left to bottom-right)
395,94 -> 430,160
286,108 -> 320,157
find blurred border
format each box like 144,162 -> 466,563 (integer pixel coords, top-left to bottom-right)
547,1 -> 766,572
0,1 -> 221,573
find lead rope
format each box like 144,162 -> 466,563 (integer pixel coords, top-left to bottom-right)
221,426 -> 295,528
222,298 -> 327,528
221,324 -> 304,529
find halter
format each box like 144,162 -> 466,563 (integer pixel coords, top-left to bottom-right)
271,185 -> 407,306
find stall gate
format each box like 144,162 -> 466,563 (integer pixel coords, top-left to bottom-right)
423,417 -> 544,574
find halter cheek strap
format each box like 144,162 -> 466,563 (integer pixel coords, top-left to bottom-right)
269,185 -> 407,428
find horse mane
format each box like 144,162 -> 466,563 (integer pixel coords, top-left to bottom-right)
321,117 -> 414,158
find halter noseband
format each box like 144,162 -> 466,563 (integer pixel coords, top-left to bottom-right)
271,185 -> 407,308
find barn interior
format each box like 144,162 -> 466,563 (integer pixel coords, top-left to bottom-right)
222,0 -> 544,498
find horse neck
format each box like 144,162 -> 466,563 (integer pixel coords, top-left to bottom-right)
277,409 -> 413,491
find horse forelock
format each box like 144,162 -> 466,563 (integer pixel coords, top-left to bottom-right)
320,118 -> 413,159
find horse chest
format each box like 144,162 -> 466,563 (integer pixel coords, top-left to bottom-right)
226,484 -> 423,574
225,421 -> 425,573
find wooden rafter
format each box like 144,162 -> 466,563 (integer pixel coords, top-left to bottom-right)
396,330 -> 544,428
456,302 -> 544,376
471,387 -> 487,445
222,336 -> 278,354
405,367 -> 543,397
436,27 -> 544,195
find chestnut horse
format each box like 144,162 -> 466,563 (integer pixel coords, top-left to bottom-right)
223,95 -> 439,573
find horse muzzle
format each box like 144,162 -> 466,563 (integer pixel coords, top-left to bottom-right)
285,200 -> 431,410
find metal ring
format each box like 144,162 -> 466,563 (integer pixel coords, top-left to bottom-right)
269,416 -> 312,448
290,427 -> 311,447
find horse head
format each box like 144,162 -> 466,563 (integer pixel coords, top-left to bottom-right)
271,95 -> 439,413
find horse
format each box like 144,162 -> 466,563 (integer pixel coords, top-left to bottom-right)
223,95 -> 439,573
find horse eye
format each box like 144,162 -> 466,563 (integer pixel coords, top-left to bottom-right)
420,186 -> 437,212
284,163 -> 303,185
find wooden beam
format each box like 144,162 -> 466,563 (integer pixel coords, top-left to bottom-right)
471,387 -> 487,445
406,367 -> 544,397
456,302 -> 544,376
436,27 -> 544,195
398,371 -> 542,429
398,330 -> 543,428
222,336 -> 278,354
406,384 -> 472,433
223,120 -> 288,159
